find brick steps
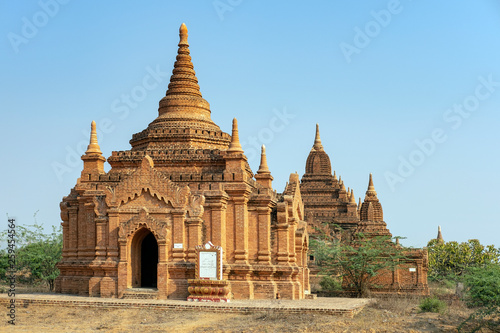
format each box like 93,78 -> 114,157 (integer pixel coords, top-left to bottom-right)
121,288 -> 158,300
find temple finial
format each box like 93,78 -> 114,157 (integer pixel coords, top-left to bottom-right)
179,23 -> 188,44
85,120 -> 102,155
257,145 -> 270,174
228,118 -> 243,153
313,123 -> 323,150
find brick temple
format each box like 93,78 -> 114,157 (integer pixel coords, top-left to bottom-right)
56,23 -> 428,299
55,24 -> 310,300
301,125 -> 429,295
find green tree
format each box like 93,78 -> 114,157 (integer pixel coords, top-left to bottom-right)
458,264 -> 500,332
311,233 -> 408,297
1,218 -> 62,291
427,239 -> 500,282
16,225 -> 62,291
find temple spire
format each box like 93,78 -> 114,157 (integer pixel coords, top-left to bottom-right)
313,123 -> 324,151
130,23 -> 230,151
436,226 -> 444,243
228,118 -> 243,153
257,145 -> 270,174
164,23 -> 202,98
85,120 -> 102,155
360,173 -> 383,221
156,23 -> 216,123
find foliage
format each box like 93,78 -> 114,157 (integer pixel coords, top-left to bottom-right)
339,233 -> 409,297
310,232 -> 408,297
0,218 -> 62,291
419,297 -> 447,314
319,275 -> 342,292
0,250 -> 8,282
309,237 -> 339,275
427,238 -> 500,282
464,264 -> 500,307
458,264 -> 500,332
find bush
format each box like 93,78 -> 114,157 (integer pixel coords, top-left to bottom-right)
319,275 -> 342,292
419,297 -> 447,314
463,264 -> 500,308
458,264 -> 500,332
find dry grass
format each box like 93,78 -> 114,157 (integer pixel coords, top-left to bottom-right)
0,282 -> 486,332
0,294 -> 480,333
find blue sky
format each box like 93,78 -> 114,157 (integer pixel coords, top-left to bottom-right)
1,1 -> 499,248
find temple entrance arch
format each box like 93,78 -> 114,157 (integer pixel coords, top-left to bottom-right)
131,228 -> 158,288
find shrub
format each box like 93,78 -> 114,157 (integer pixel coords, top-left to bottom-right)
419,297 -> 447,314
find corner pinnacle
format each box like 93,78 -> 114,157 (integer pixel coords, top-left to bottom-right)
257,145 -> 271,174
228,118 -> 243,153
350,189 -> 356,204
85,120 -> 102,155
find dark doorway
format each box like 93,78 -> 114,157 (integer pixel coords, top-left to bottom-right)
140,232 -> 158,288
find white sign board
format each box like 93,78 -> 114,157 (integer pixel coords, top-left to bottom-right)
195,242 -> 223,280
409,267 -> 416,272
173,243 -> 183,249
199,252 -> 218,279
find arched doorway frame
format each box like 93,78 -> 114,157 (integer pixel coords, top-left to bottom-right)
117,208 -> 170,298
130,227 -> 158,288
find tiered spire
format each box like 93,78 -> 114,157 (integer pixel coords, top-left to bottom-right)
228,118 -> 244,153
85,121 -> 102,155
160,23 -> 205,108
129,23 -> 230,150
